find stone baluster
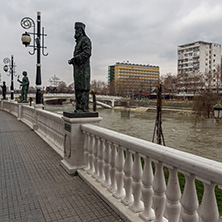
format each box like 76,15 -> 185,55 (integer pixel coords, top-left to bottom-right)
96,138 -> 105,183
139,156 -> 154,221
102,141 -> 111,188
122,149 -> 133,206
165,166 -> 181,222
113,145 -> 125,199
152,161 -> 166,222
180,173 -> 199,222
129,152 -> 143,213
198,181 -> 219,222
92,136 -> 99,179
108,143 -> 117,193
83,132 -> 90,171
87,134 -> 95,175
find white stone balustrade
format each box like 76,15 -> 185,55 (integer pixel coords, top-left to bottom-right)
81,123 -> 222,222
102,141 -> 111,188
1,100 -> 64,157
121,148 -> 133,206
139,156 -> 154,221
21,105 -> 35,128
36,109 -> 64,156
1,100 -> 222,222
1,101 -> 15,113
108,142 -> 117,193
10,101 -> 19,117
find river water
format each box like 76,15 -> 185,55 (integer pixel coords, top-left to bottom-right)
45,105 -> 222,162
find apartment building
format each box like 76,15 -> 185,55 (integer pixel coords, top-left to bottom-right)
177,41 -> 221,94
178,41 -> 221,75
108,62 -> 159,96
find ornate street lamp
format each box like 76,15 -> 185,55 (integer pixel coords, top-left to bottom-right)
3,56 -> 17,100
213,103 -> 222,119
20,12 -> 48,105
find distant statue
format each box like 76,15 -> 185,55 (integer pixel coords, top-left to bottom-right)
68,22 -> 92,113
1,81 -> 6,100
17,71 -> 29,103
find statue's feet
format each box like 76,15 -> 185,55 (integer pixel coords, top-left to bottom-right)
74,109 -> 83,113
74,109 -> 89,113
19,100 -> 28,103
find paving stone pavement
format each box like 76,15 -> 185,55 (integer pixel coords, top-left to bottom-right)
0,110 -> 125,222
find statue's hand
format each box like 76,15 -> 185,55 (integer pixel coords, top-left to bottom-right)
68,58 -> 73,65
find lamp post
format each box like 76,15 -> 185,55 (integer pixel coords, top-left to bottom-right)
20,12 -> 48,105
3,55 -> 16,100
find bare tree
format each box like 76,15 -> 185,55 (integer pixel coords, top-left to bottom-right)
193,70 -> 221,122
90,80 -> 108,95
48,75 -> 61,88
57,81 -> 68,93
162,73 -> 178,97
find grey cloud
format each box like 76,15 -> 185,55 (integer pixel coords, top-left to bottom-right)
0,0 -> 222,88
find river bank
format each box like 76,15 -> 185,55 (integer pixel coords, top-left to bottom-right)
113,105 -> 195,115
44,102 -> 222,162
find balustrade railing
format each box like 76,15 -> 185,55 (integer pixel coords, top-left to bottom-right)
1,100 -> 222,221
1,101 -> 64,157
81,123 -> 222,222
21,105 -> 35,128
1,101 -> 12,113
10,102 -> 19,117
36,109 -> 64,156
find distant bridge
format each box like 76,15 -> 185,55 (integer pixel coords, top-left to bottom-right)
43,93 -> 127,108
7,93 -> 128,108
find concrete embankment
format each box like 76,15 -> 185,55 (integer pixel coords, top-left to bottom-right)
114,106 -> 195,115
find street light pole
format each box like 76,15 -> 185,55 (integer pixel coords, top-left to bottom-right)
21,12 -> 48,105
10,55 -> 14,100
3,55 -> 16,100
36,12 -> 42,104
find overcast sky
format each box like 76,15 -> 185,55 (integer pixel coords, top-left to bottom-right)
0,0 -> 222,89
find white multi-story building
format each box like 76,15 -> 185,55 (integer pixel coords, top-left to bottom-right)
177,41 -> 222,94
178,41 -> 221,75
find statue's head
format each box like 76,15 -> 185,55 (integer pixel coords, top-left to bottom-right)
74,22 -> 86,40
23,71 -> 27,76
3,81 -> 5,85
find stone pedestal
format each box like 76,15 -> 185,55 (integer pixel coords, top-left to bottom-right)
34,104 -> 44,109
32,104 -> 44,130
61,112 -> 102,175
17,103 -> 29,121
0,100 -> 3,110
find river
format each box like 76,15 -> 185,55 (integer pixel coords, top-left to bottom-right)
45,104 -> 222,162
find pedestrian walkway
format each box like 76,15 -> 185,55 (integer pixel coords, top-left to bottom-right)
0,110 -> 124,222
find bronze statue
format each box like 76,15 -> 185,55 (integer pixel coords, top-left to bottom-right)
1,81 -> 6,100
17,71 -> 29,102
68,22 -> 92,113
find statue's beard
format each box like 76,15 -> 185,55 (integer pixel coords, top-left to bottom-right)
75,33 -> 81,41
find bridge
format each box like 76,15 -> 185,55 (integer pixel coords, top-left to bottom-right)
43,93 -> 127,108
10,93 -> 127,108
1,100 -> 222,222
